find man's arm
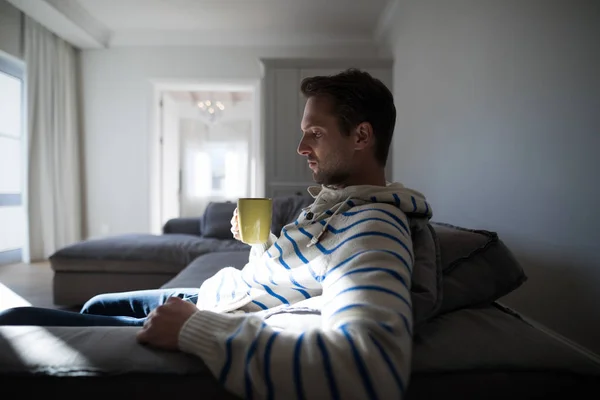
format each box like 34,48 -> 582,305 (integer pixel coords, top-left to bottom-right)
248,232 -> 278,263
178,218 -> 414,399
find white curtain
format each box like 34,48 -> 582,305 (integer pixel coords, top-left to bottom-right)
24,17 -> 82,261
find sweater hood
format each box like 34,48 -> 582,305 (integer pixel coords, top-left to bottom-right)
306,182 -> 432,219
302,182 -> 432,247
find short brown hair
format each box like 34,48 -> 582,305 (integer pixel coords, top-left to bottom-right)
300,68 -> 396,166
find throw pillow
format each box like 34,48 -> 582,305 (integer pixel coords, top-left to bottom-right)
202,201 -> 237,239
431,222 -> 527,315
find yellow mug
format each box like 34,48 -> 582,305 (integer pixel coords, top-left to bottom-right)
237,198 -> 273,245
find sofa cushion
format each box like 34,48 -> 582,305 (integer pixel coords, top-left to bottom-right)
161,251 -> 250,289
411,303 -> 600,375
201,202 -> 238,239
431,222 -> 527,315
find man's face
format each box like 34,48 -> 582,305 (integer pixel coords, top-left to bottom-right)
297,96 -> 356,186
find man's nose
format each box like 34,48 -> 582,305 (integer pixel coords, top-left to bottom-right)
297,137 -> 311,156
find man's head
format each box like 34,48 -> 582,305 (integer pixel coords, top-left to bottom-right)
297,68 -> 396,187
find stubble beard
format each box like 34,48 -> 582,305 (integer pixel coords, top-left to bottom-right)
313,166 -> 351,187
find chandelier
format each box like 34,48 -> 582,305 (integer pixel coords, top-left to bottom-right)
196,98 -> 225,122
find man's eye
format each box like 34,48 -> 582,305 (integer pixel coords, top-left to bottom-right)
314,131 -> 323,138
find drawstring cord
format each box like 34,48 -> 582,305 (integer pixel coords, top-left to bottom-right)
306,195 -> 352,248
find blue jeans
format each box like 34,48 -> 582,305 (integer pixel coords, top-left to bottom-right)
0,288 -> 199,327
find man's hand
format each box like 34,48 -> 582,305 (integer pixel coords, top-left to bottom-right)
230,207 -> 241,241
136,296 -> 197,351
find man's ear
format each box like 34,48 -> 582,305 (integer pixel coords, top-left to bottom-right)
354,122 -> 374,150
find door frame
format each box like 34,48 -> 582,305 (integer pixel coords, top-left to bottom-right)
148,78 -> 262,234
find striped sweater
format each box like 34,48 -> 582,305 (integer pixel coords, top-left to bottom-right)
178,182 -> 433,400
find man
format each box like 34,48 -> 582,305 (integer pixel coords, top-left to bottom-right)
0,69 -> 432,399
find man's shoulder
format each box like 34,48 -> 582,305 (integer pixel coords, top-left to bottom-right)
343,202 -> 408,221
334,202 -> 410,236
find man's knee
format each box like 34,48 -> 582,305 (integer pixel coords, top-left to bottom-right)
80,293 -> 111,314
0,307 -> 38,325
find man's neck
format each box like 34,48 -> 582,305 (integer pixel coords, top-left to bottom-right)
330,169 -> 387,189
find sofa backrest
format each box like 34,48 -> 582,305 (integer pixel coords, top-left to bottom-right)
201,201 -> 238,239
271,195 -> 314,235
194,195 -> 314,239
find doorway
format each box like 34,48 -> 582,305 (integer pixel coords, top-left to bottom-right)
151,82 -> 262,233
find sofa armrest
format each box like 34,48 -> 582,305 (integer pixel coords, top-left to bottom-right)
0,325 -> 206,376
0,325 -> 241,398
162,217 -> 202,236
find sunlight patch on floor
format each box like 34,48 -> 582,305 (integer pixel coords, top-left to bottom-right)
0,281 -> 31,312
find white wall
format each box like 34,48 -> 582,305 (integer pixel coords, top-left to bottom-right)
81,45 -> 384,237
390,0 -> 600,354
159,93 -> 180,227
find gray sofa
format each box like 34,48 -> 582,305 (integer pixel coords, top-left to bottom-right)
2,216 -> 600,398
49,195 -> 314,306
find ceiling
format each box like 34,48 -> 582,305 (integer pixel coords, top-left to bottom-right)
6,0 -> 399,49
166,90 -> 253,105
166,90 -> 254,124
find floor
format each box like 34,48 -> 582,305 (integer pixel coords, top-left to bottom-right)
0,261 -> 73,311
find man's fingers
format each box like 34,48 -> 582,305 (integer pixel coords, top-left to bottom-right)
231,210 -> 241,241
136,327 -> 148,343
166,296 -> 182,305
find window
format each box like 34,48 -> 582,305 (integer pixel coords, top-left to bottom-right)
0,54 -> 26,265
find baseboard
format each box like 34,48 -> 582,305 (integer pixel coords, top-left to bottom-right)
0,249 -> 22,265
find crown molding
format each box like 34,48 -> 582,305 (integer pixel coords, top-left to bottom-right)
7,0 -> 388,51
6,0 -> 110,49
259,57 -> 393,70
108,30 -> 375,48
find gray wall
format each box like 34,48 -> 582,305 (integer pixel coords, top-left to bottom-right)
391,0 -> 600,354
0,0 -> 22,59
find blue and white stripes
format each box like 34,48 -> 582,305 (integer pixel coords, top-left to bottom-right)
179,183 -> 432,400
